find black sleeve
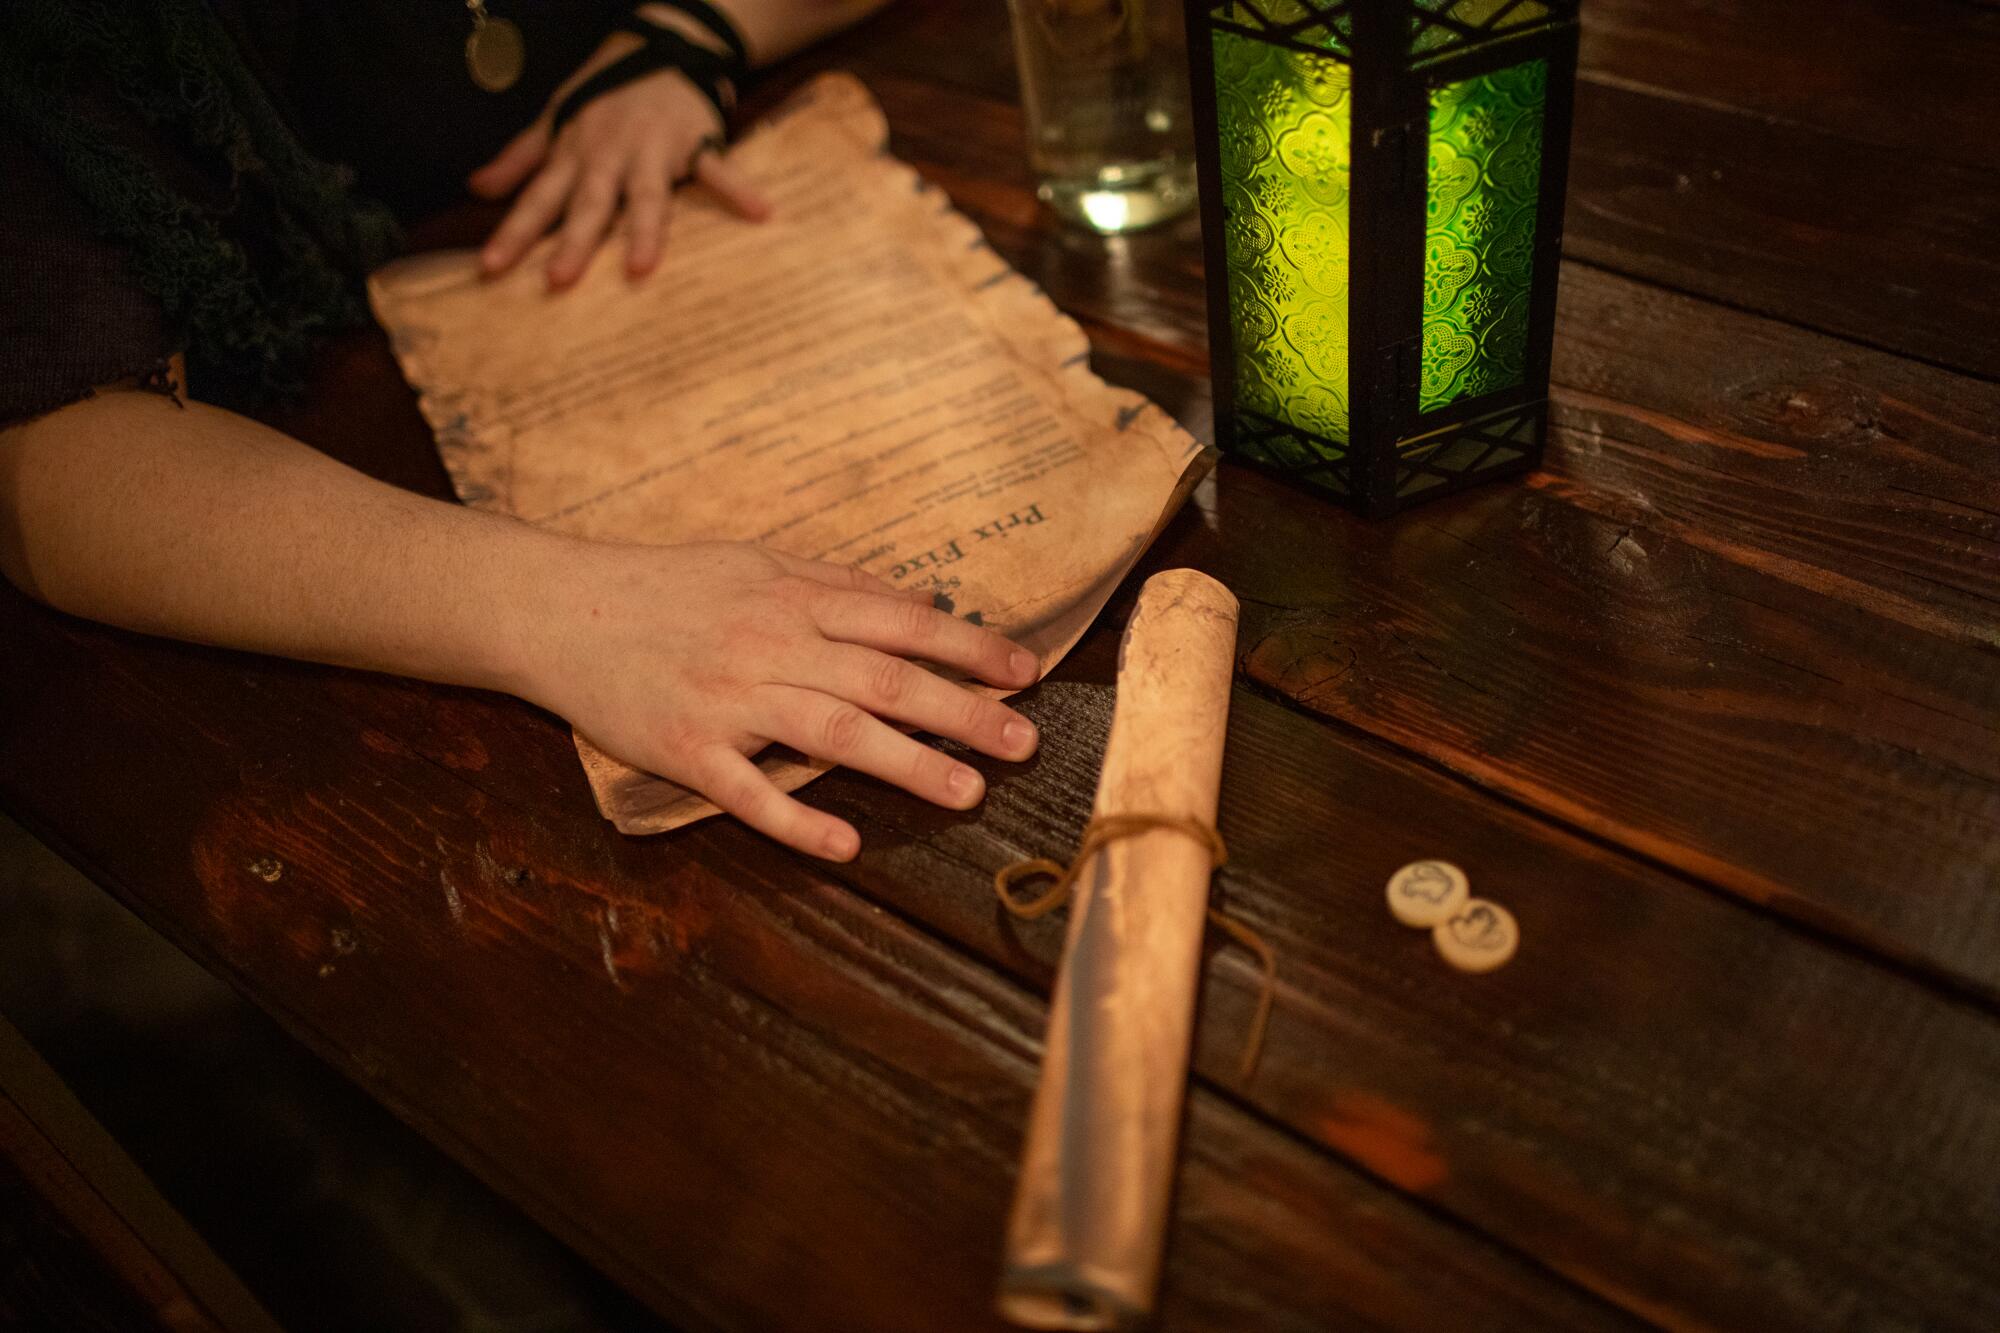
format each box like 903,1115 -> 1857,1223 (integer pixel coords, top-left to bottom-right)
0,126 -> 175,428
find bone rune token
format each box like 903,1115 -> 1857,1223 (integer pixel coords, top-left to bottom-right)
1386,860 -> 1470,927
1433,899 -> 1519,974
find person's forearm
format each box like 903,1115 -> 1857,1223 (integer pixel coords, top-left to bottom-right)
0,390 -> 562,699
0,384 -> 1047,860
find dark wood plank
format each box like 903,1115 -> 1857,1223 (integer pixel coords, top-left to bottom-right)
1562,74 -> 2000,379
0,595 -> 1636,1333
1580,0 -> 2000,168
1573,0 -> 2000,374
1575,0 -> 2000,376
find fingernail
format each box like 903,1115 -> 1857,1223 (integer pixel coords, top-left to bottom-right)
823,827 -> 859,860
1003,719 -> 1038,758
947,765 -> 984,805
1010,649 -> 1038,681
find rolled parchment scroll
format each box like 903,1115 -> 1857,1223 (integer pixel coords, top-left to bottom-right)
1000,568 -> 1241,1330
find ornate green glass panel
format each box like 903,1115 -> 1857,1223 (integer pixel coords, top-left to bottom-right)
1420,59 -> 1545,412
1211,30 -> 1353,454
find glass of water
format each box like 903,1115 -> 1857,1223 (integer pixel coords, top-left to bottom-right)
1006,0 -> 1198,234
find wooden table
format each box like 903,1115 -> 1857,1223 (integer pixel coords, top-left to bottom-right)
6,2 -> 1998,1329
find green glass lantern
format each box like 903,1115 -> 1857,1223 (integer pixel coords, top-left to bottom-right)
1184,1 -> 1580,515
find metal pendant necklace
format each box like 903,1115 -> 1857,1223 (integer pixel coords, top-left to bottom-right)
463,0 -> 525,92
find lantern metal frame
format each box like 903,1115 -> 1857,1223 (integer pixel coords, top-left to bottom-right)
1184,0 -> 1581,516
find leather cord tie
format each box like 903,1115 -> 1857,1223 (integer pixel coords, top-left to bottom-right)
995,814 -> 1277,1081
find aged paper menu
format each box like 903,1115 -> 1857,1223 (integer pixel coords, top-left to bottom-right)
369,74 -> 1210,833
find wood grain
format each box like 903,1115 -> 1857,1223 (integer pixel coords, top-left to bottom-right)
1579,0 -> 2000,168
1563,74 -> 2000,378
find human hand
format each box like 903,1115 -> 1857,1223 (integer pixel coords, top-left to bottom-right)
514,540 -> 1042,860
469,32 -> 770,288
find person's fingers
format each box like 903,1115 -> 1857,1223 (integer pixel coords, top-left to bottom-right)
692,151 -> 773,222
690,746 -> 860,861
759,685 -> 986,812
468,121 -> 552,199
810,590 -> 1041,689
623,134 -> 674,277
764,551 -> 916,600
545,159 -> 627,288
481,153 -> 579,274
801,645 -> 1039,761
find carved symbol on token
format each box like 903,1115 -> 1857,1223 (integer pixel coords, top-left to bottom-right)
1386,859 -> 1469,927
1432,898 -> 1518,974
1402,862 -> 1455,903
1448,903 -> 1505,950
